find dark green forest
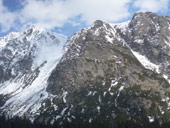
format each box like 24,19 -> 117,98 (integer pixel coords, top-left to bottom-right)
0,114 -> 170,128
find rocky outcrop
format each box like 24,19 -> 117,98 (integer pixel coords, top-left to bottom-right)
124,12 -> 170,78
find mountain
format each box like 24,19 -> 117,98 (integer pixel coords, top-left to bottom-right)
0,12 -> 170,126
0,26 -> 67,120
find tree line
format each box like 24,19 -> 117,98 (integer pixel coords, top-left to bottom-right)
0,114 -> 170,128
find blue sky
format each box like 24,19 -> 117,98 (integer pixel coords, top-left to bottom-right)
0,0 -> 170,37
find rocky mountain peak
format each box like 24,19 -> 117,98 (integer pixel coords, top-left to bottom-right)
129,11 -> 170,32
132,11 -> 160,19
93,20 -> 104,28
24,25 -> 45,38
122,12 -> 170,81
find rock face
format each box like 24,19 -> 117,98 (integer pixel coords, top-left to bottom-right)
0,12 -> 170,125
125,12 -> 170,80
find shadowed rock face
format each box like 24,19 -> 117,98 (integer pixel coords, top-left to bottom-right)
0,12 -> 170,125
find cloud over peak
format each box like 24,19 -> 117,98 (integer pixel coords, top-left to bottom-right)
134,0 -> 169,12
0,0 -> 169,34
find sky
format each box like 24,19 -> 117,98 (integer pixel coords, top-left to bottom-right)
0,0 -> 170,37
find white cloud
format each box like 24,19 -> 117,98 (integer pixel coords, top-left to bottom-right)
19,0 -> 131,29
65,0 -> 131,24
0,0 -> 131,32
0,0 -> 169,33
20,0 -> 70,28
0,1 -> 17,32
133,0 -> 169,12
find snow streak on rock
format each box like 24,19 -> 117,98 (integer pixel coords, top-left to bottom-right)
131,50 -> 160,73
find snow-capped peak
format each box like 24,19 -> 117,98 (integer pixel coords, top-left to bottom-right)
0,26 -> 67,119
0,26 -> 45,49
0,32 -> 20,48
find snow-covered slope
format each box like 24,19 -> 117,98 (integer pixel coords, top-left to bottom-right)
0,26 -> 67,118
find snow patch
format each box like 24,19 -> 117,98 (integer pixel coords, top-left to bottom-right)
63,91 -> 68,103
103,92 -> 107,97
164,38 -> 170,47
89,118 -> 93,123
163,74 -> 170,84
105,35 -> 114,43
162,97 -> 170,110
134,39 -> 144,44
87,91 -> 93,96
97,106 -> 100,113
115,81 -> 127,107
148,116 -> 154,123
131,50 -> 160,73
102,81 -> 106,86
108,80 -> 118,91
